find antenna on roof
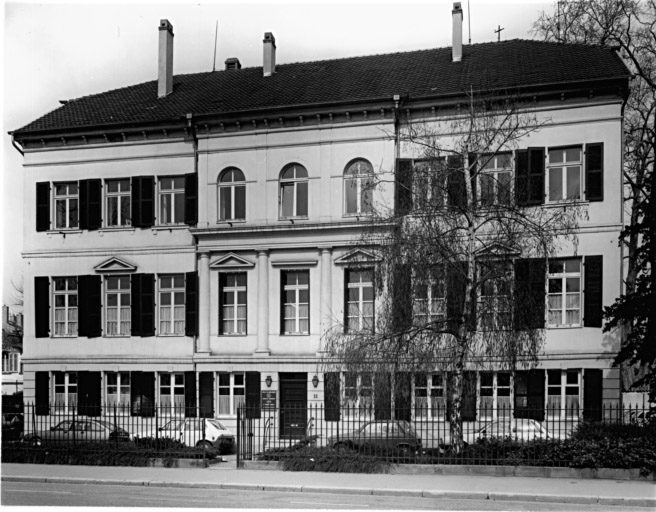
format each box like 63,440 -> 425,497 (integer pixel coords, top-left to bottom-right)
212,20 -> 218,72
468,0 -> 471,44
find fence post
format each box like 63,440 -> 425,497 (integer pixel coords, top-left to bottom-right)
236,407 -> 241,468
114,403 -> 118,452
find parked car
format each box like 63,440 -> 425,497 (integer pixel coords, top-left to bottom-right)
23,419 -> 129,446
327,420 -> 422,455
464,419 -> 549,445
2,412 -> 24,442
133,418 -> 235,452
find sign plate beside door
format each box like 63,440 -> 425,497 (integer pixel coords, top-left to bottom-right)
261,390 -> 276,409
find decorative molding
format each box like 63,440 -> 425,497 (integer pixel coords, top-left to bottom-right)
210,252 -> 255,270
271,259 -> 318,268
334,248 -> 380,266
94,256 -> 138,273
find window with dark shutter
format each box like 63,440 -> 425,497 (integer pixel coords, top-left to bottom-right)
184,173 -> 198,226
585,143 -> 604,202
78,275 -> 102,338
79,179 -> 102,231
583,369 -> 603,421
36,182 -> 50,232
528,147 -> 545,205
77,371 -> 101,417
446,261 -> 468,334
324,372 -> 341,421
131,176 -> 154,228
468,153 -> 478,205
245,372 -> 261,419
34,276 -> 50,338
514,259 -> 546,330
35,371 -> 50,416
185,272 -> 198,336
131,274 -> 155,337
395,159 -> 413,215
373,373 -> 391,420
184,371 -> 197,418
584,256 -> 603,327
199,372 -> 214,418
130,371 -> 155,417
447,155 -> 466,209
392,264 -> 412,333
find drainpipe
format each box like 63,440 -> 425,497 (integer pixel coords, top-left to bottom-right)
393,94 -> 401,161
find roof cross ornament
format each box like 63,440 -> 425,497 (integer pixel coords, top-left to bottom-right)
495,25 -> 505,42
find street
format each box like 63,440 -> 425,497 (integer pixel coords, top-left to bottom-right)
2,481 -> 653,511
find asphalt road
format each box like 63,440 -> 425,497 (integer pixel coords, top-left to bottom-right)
2,481 -> 653,511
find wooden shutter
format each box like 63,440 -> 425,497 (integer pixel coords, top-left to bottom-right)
184,371 -> 197,418
79,179 -> 101,231
218,273 -> 226,335
131,176 -> 154,228
280,271 -> 287,334
462,371 -> 477,421
199,372 -> 214,418
515,370 -> 545,421
447,154 -> 466,209
395,159 -> 413,215
77,371 -> 101,417
374,373 -> 391,420
515,149 -> 529,205
131,274 -> 155,337
245,372 -> 261,419
34,276 -> 50,338
583,369 -> 603,421
184,173 -> 198,226
392,264 -> 412,333
585,143 -> 604,202
131,371 -> 155,417
78,275 -> 102,338
514,259 -> 546,330
446,262 -> 467,334
527,147 -> 545,205
36,182 -> 50,232
468,153 -> 478,206
584,256 -> 603,327
324,372 -> 341,422
343,269 -> 350,332
394,372 -> 411,421
35,371 -> 50,416
185,272 -> 198,336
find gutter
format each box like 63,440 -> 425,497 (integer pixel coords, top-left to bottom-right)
11,137 -> 24,156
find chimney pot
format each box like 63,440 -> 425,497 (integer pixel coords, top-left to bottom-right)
158,19 -> 174,97
263,32 -> 276,77
452,2 -> 463,63
225,57 -> 242,70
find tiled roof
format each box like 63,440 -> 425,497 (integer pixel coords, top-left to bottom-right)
14,39 -> 629,135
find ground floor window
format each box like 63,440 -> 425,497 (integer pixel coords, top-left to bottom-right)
159,373 -> 185,410
53,372 -> 77,410
547,369 -> 581,418
218,372 -> 245,415
342,373 -> 373,416
414,373 -> 446,419
106,372 -> 131,409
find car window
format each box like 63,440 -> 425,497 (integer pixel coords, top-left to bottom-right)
86,421 -> 104,432
54,421 -> 73,431
161,419 -> 185,431
208,420 -> 226,430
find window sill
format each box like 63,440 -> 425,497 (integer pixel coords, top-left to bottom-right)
152,224 -> 190,232
543,200 -> 588,208
52,335 -> 77,338
343,213 -> 373,219
278,217 -> 309,222
46,229 -> 82,236
218,333 -> 247,337
157,333 -> 186,337
216,219 -> 246,226
99,226 -> 135,233
547,324 -> 582,329
281,333 -> 310,336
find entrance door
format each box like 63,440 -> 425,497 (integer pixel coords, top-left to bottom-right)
279,373 -> 307,438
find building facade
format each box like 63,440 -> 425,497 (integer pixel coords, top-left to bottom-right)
11,5 -> 630,436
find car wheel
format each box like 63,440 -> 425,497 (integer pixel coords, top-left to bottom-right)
333,441 -> 351,450
396,444 -> 411,456
30,436 -> 43,447
196,440 -> 213,449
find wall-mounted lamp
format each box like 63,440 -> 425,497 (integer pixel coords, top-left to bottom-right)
265,375 -> 272,388
312,375 -> 319,388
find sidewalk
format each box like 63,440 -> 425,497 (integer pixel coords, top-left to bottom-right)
2,462 -> 655,507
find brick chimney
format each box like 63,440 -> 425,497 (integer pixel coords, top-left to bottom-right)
158,19 -> 174,97
225,57 -> 242,70
452,2 -> 463,63
263,32 -> 276,76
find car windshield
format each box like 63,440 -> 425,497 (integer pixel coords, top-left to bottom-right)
208,420 -> 226,430
161,420 -> 185,431
96,420 -> 114,429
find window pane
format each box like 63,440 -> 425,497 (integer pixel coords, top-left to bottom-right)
174,193 -> 184,223
549,149 -> 564,164
565,147 -> 581,162
281,183 -> 293,217
160,293 -> 171,306
549,167 -> 563,200
220,187 -> 232,220
565,259 -> 581,273
235,185 -> 246,219
296,181 -> 308,216
566,166 -> 581,199
566,277 -> 580,293
345,178 -> 357,214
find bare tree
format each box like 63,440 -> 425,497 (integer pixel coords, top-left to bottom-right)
533,0 -> 655,395
323,91 -> 582,448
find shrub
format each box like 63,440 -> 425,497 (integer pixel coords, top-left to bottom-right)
259,446 -> 392,473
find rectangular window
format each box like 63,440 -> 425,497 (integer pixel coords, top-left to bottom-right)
159,275 -> 185,335
548,147 -> 582,202
479,262 -> 512,330
480,372 -> 494,418
497,372 -> 511,412
282,270 -> 309,335
218,372 -> 245,415
2,353 -> 19,373
106,372 -> 131,409
54,182 -> 79,229
413,373 -> 446,420
53,277 -> 78,336
54,371 -> 77,411
414,267 -> 446,324
479,153 -> 512,206
159,177 -> 185,224
547,369 -> 581,418
219,273 -> 247,335
345,269 -> 374,333
105,276 -> 130,336
548,259 -> 582,327
413,158 -> 446,210
160,373 -> 185,410
342,373 -> 372,417
106,179 -> 131,227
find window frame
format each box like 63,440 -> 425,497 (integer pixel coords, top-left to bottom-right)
219,273 -> 247,335
413,158 -> 447,210
279,164 -> 309,219
478,261 -> 513,331
281,270 -> 310,335
342,372 -> 373,417
158,176 -> 186,225
547,369 -> 581,419
105,178 -> 132,227
105,275 -> 131,337
413,373 -> 446,420
345,268 -> 375,333
547,146 -> 583,203
218,168 -> 246,222
414,267 -> 446,324
547,258 -> 582,328
217,372 -> 245,416
478,152 -> 513,207
159,372 -> 186,411
53,371 -> 77,412
2,352 -> 19,373
158,274 -> 186,336
53,277 -> 78,337
343,158 -> 374,216
54,182 -> 79,230
106,371 -> 131,410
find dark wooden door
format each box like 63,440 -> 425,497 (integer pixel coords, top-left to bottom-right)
279,373 -> 307,438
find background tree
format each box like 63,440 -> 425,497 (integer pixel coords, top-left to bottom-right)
323,91 -> 582,448
533,0 -> 655,397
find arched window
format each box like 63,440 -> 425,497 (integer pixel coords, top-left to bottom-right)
279,164 -> 308,218
344,159 -> 373,215
218,168 -> 246,221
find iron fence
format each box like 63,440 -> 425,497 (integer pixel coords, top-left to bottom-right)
236,403 -> 654,467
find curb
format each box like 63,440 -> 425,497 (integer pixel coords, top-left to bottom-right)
3,475 -> 655,507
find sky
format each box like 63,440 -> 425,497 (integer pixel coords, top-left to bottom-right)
2,0 -> 554,310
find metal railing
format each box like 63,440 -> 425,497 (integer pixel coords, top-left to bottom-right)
236,403 -> 654,467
